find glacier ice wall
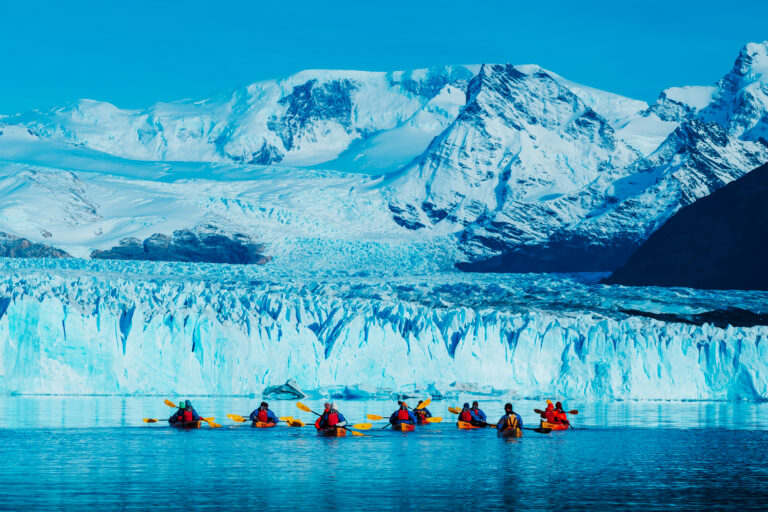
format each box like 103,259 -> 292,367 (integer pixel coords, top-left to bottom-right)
0,267 -> 766,400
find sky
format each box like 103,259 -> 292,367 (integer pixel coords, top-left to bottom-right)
0,0 -> 766,114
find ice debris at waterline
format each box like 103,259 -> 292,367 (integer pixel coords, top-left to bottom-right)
0,261 -> 767,400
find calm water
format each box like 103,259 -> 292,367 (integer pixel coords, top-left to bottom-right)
1,397 -> 767,511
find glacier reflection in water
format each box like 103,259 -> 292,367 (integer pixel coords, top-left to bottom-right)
1,397 -> 767,512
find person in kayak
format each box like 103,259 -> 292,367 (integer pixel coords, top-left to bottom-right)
414,400 -> 433,424
496,403 -> 523,432
458,403 -> 474,423
389,402 -> 417,426
553,401 -> 570,426
249,401 -> 279,425
315,402 -> 347,430
540,400 -> 556,423
469,401 -> 487,426
169,400 -> 201,424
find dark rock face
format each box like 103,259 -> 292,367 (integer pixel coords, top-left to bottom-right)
0,232 -> 71,258
269,79 -> 357,152
91,230 -> 271,265
604,162 -> 768,291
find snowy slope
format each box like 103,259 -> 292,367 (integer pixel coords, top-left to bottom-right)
6,67 -> 475,169
1,260 -> 766,399
389,64 -> 640,233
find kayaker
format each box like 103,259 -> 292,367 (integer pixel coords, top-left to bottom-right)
389,402 -> 417,426
169,400 -> 201,424
554,401 -> 570,426
414,400 -> 433,424
540,400 -> 556,423
496,403 -> 523,432
315,402 -> 347,429
249,401 -> 279,425
458,403 -> 473,423
470,401 -> 487,426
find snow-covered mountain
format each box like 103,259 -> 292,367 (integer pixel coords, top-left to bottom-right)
1,42 -> 767,272
7,67 -> 475,171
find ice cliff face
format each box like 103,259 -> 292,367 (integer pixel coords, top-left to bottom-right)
1,262 -> 766,400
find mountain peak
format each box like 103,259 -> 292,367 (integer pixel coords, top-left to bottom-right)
734,41 -> 768,79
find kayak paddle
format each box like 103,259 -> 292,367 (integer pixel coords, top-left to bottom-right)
366,414 -> 384,421
143,418 -> 160,423
296,402 -> 321,416
416,398 -> 431,410
424,417 -> 442,423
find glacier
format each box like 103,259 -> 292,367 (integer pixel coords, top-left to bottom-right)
1,259 -> 766,400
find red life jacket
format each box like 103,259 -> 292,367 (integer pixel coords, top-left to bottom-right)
257,409 -> 269,422
183,409 -> 195,422
325,412 -> 339,426
545,407 -> 555,423
397,409 -> 410,421
459,410 -> 472,422
415,410 -> 426,423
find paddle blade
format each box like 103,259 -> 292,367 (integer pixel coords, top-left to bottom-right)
352,423 -> 372,430
568,410 -> 579,415
535,427 -> 551,434
416,398 -> 431,410
202,417 -> 215,422
296,402 -> 311,413
448,407 -> 461,414
165,399 -> 177,408
533,409 -> 543,414
278,416 -> 294,421
425,417 -> 443,423
207,422 -> 222,428
227,414 -> 247,423
351,430 -> 366,437
287,419 -> 305,427
142,418 -> 159,423
366,414 -> 384,421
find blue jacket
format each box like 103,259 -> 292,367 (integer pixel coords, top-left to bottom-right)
318,410 -> 347,428
390,409 -> 417,425
470,408 -> 487,423
497,413 -> 523,430
249,408 -> 279,423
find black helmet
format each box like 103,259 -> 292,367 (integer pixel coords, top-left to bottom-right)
472,401 -> 479,407
260,401 -> 268,408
